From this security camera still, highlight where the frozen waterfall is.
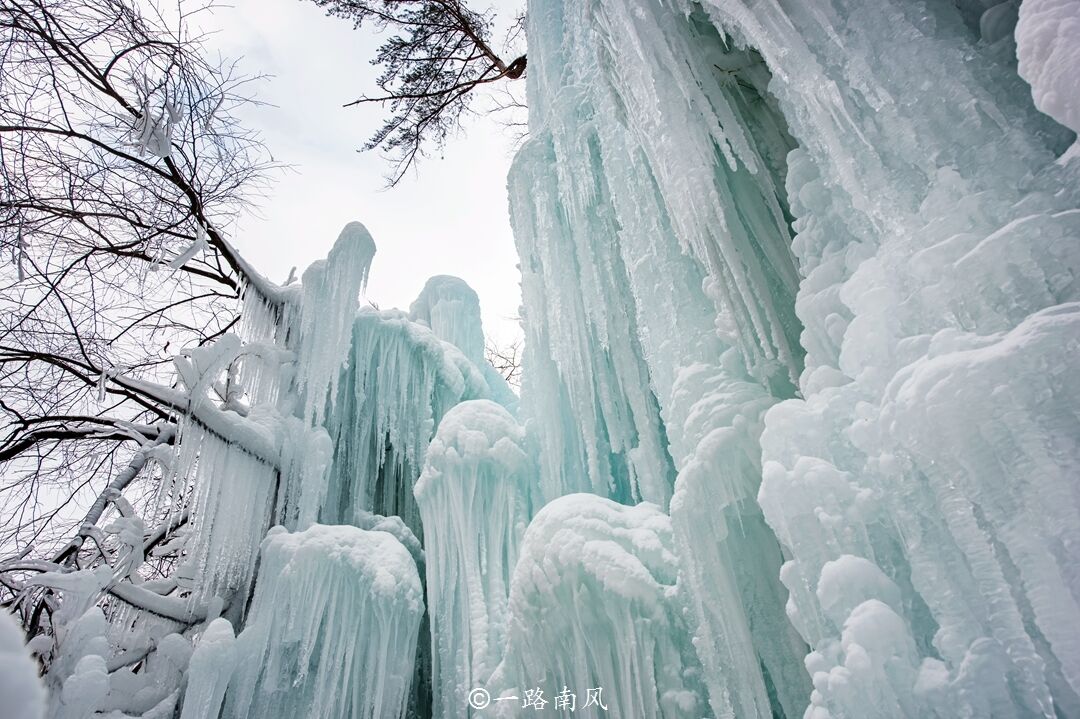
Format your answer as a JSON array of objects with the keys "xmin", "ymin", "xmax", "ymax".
[
  {"xmin": 506, "ymin": 0, "xmax": 1080, "ymax": 716},
  {"xmin": 19, "ymin": 0, "xmax": 1080, "ymax": 718}
]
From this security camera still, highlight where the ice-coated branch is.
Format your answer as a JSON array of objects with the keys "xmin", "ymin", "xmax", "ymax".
[
  {"xmin": 0, "ymin": 346, "xmax": 280, "ymax": 464},
  {"xmin": 106, "ymin": 581, "xmax": 208, "ymax": 624},
  {"xmin": 53, "ymin": 426, "xmax": 176, "ymax": 566}
]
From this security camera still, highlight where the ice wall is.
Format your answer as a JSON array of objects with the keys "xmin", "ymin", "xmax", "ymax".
[{"xmin": 512, "ymin": 0, "xmax": 1080, "ymax": 716}]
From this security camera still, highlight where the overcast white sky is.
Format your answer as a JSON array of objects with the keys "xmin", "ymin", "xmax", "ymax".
[{"xmin": 205, "ymin": 0, "xmax": 527, "ymax": 345}]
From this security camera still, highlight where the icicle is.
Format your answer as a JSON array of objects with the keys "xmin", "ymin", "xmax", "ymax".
[
  {"xmin": 162, "ymin": 411, "xmax": 278, "ymax": 604},
  {"xmin": 513, "ymin": 0, "xmax": 1080, "ymax": 715},
  {"xmin": 275, "ymin": 418, "xmax": 333, "ymax": 531}
]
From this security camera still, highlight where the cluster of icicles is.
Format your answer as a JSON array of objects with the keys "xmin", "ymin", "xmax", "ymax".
[
  {"xmin": 24, "ymin": 0, "xmax": 1080, "ymax": 716},
  {"xmin": 147, "ymin": 222, "xmax": 710, "ymax": 719}
]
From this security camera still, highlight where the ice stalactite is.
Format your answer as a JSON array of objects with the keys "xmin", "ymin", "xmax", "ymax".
[
  {"xmin": 491, "ymin": 494, "xmax": 707, "ymax": 718},
  {"xmin": 224, "ymin": 524, "xmax": 424, "ymax": 719},
  {"xmin": 511, "ymin": 137, "xmax": 677, "ymax": 506},
  {"xmin": 509, "ymin": 0, "xmax": 814, "ymax": 521},
  {"xmin": 414, "ymin": 400, "xmax": 531, "ymax": 717},
  {"xmin": 322, "ymin": 307, "xmax": 491, "ymax": 537},
  {"xmin": 153, "ymin": 223, "xmax": 375, "ymax": 611},
  {"xmin": 179, "ymin": 618, "xmax": 235, "ymax": 719},
  {"xmin": 515, "ymin": 0, "xmax": 805, "ymax": 400}
]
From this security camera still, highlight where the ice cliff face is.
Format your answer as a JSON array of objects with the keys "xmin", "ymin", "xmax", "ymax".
[
  {"xmin": 508, "ymin": 0, "xmax": 1080, "ymax": 716},
  {"xmin": 25, "ymin": 1, "xmax": 1080, "ymax": 718}
]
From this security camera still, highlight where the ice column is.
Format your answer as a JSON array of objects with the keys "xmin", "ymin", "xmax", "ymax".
[
  {"xmin": 414, "ymin": 400, "xmax": 532, "ymax": 717},
  {"xmin": 409, "ymin": 275, "xmax": 518, "ymax": 411},
  {"xmin": 291, "ymin": 222, "xmax": 376, "ymax": 426},
  {"xmin": 699, "ymin": 0, "xmax": 1080, "ymax": 715},
  {"xmin": 179, "ymin": 618, "xmax": 235, "ymax": 719},
  {"xmin": 492, "ymin": 495, "xmax": 708, "ymax": 718},
  {"xmin": 322, "ymin": 307, "xmax": 490, "ymax": 535},
  {"xmin": 225, "ymin": 524, "xmax": 424, "ymax": 719},
  {"xmin": 668, "ymin": 361, "xmax": 809, "ymax": 719}
]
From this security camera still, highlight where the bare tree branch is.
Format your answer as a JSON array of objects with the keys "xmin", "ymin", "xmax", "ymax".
[
  {"xmin": 311, "ymin": 0, "xmax": 526, "ymax": 185},
  {"xmin": 485, "ymin": 334, "xmax": 521, "ymax": 391},
  {"xmin": 0, "ymin": 0, "xmax": 275, "ymax": 634}
]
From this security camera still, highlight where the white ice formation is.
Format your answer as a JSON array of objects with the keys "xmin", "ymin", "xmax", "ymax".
[
  {"xmin": 414, "ymin": 400, "xmax": 531, "ymax": 717},
  {"xmin": 493, "ymin": 494, "xmax": 707, "ymax": 718},
  {"xmin": 1, "ymin": 609, "xmax": 46, "ymax": 719},
  {"xmin": 27, "ymin": 1, "xmax": 1080, "ymax": 717},
  {"xmin": 224, "ymin": 525, "xmax": 423, "ymax": 719}
]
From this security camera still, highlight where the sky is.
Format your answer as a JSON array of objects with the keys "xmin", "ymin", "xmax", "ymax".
[{"xmin": 204, "ymin": 0, "xmax": 527, "ymax": 346}]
